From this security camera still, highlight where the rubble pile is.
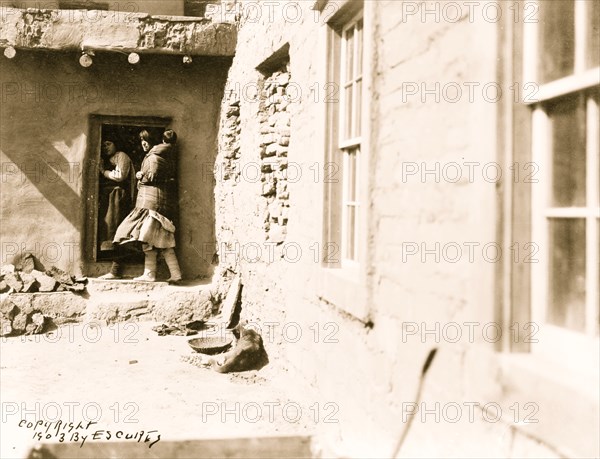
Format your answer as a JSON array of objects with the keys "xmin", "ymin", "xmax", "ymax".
[
  {"xmin": 0, "ymin": 254, "xmax": 87, "ymax": 337},
  {"xmin": 0, "ymin": 258, "xmax": 86, "ymax": 294},
  {"xmin": 0, "ymin": 301, "xmax": 46, "ymax": 337}
]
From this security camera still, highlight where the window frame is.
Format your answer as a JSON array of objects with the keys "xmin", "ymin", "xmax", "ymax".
[
  {"xmin": 523, "ymin": 0, "xmax": 600, "ymax": 364},
  {"xmin": 316, "ymin": 0, "xmax": 371, "ymax": 321},
  {"xmin": 338, "ymin": 10, "xmax": 363, "ymax": 267}
]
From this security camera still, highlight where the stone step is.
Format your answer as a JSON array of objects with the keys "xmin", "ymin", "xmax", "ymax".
[
  {"xmin": 87, "ymin": 277, "xmax": 212, "ymax": 295},
  {"xmin": 87, "ymin": 278, "xmax": 216, "ymax": 324}
]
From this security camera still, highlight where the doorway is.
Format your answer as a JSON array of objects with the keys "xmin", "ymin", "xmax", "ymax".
[{"xmin": 84, "ymin": 115, "xmax": 172, "ymax": 277}]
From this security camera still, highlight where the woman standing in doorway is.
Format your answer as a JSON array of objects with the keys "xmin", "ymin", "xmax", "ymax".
[{"xmin": 114, "ymin": 129, "xmax": 182, "ymax": 284}]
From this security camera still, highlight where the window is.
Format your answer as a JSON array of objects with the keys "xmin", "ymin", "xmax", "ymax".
[
  {"xmin": 323, "ymin": 1, "xmax": 366, "ymax": 270},
  {"xmin": 339, "ymin": 14, "xmax": 363, "ymax": 264},
  {"xmin": 524, "ymin": 0, "xmax": 599, "ymax": 361},
  {"xmin": 318, "ymin": 0, "xmax": 370, "ymax": 320}
]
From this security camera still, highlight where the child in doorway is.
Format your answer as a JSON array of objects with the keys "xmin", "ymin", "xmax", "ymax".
[{"xmin": 113, "ymin": 129, "xmax": 182, "ymax": 284}]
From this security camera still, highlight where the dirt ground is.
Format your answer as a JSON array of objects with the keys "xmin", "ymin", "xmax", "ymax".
[{"xmin": 0, "ymin": 321, "xmax": 317, "ymax": 459}]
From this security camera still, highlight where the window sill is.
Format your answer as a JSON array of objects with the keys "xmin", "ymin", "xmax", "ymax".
[
  {"xmin": 530, "ymin": 324, "xmax": 600, "ymax": 374},
  {"xmin": 315, "ymin": 265, "xmax": 368, "ymax": 322},
  {"xmin": 465, "ymin": 349, "xmax": 599, "ymax": 458}
]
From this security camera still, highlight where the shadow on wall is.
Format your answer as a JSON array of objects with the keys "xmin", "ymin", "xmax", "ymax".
[
  {"xmin": 1, "ymin": 137, "xmax": 82, "ymax": 229},
  {"xmin": 1, "ymin": 49, "xmax": 232, "ymax": 278}
]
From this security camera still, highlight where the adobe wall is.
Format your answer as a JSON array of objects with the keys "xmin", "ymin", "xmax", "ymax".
[
  {"xmin": 212, "ymin": 1, "xmax": 594, "ymax": 458},
  {"xmin": 1, "ymin": 50, "xmax": 230, "ymax": 278}
]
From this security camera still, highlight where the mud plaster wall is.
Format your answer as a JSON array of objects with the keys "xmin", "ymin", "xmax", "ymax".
[
  {"xmin": 0, "ymin": 50, "xmax": 230, "ymax": 278},
  {"xmin": 212, "ymin": 1, "xmax": 590, "ymax": 458}
]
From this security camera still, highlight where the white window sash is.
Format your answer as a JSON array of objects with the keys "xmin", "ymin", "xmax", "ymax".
[
  {"xmin": 544, "ymin": 208, "xmax": 600, "ymax": 219},
  {"xmin": 530, "ymin": 107, "xmax": 549, "ymax": 344},
  {"xmin": 585, "ymin": 95, "xmax": 599, "ymax": 336},
  {"xmin": 522, "ymin": 1, "xmax": 599, "ymax": 106},
  {"xmin": 522, "ymin": 1, "xmax": 538, "ymax": 84},
  {"xmin": 341, "ymin": 150, "xmax": 360, "ymax": 265},
  {"xmin": 531, "ymin": 98, "xmax": 600, "ymax": 354},
  {"xmin": 526, "ymin": 68, "xmax": 600, "ymax": 105},
  {"xmin": 339, "ymin": 10, "xmax": 363, "ymax": 145},
  {"xmin": 339, "ymin": 137, "xmax": 362, "ymax": 150},
  {"xmin": 339, "ymin": 10, "xmax": 363, "ymax": 265},
  {"xmin": 351, "ymin": 19, "xmax": 362, "ymax": 139},
  {"xmin": 527, "ymin": 0, "xmax": 600, "ymax": 351},
  {"xmin": 339, "ymin": 20, "xmax": 351, "ymax": 145}
]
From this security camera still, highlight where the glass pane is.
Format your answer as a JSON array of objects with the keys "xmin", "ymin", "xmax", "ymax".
[
  {"xmin": 587, "ymin": 0, "xmax": 600, "ymax": 68},
  {"xmin": 538, "ymin": 0, "xmax": 575, "ymax": 83},
  {"xmin": 356, "ymin": 19, "xmax": 363, "ymax": 77},
  {"xmin": 354, "ymin": 78, "xmax": 362, "ymax": 137},
  {"xmin": 345, "ymin": 27, "xmax": 354, "ymax": 83},
  {"xmin": 548, "ymin": 218, "xmax": 586, "ymax": 332},
  {"xmin": 346, "ymin": 150, "xmax": 357, "ymax": 201},
  {"xmin": 344, "ymin": 84, "xmax": 353, "ymax": 140},
  {"xmin": 346, "ymin": 205, "xmax": 356, "ymax": 260},
  {"xmin": 594, "ymin": 89, "xmax": 600, "ymax": 205},
  {"xmin": 547, "ymin": 93, "xmax": 586, "ymax": 207}
]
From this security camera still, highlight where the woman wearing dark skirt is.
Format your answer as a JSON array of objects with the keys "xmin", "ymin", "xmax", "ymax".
[{"xmin": 114, "ymin": 129, "xmax": 182, "ymax": 283}]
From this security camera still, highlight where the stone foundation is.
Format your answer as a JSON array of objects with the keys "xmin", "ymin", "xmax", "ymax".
[
  {"xmin": 0, "ymin": 291, "xmax": 86, "ymax": 336},
  {"xmin": 0, "ymin": 278, "xmax": 221, "ymax": 338}
]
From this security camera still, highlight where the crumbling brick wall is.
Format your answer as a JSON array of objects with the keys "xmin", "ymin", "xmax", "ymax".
[
  {"xmin": 259, "ymin": 66, "xmax": 291, "ymax": 244},
  {"xmin": 214, "ymin": 59, "xmax": 294, "ymax": 347}
]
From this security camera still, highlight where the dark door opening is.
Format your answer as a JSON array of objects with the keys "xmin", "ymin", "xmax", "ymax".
[{"xmin": 84, "ymin": 115, "xmax": 172, "ymax": 277}]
